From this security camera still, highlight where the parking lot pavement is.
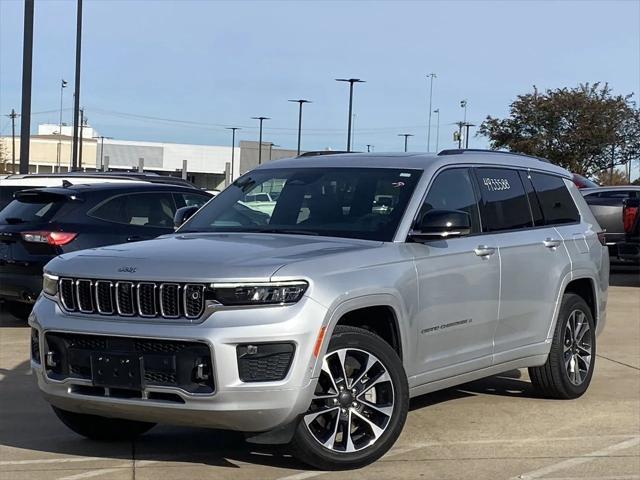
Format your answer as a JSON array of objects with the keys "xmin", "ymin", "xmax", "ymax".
[{"xmin": 1, "ymin": 271, "xmax": 638, "ymax": 480}]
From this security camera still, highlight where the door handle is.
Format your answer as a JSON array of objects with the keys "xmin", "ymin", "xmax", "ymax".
[
  {"xmin": 474, "ymin": 245, "xmax": 496, "ymax": 257},
  {"xmin": 543, "ymin": 238, "xmax": 561, "ymax": 249}
]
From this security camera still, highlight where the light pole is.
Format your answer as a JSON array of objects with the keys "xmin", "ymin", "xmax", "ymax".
[
  {"xmin": 463, "ymin": 123, "xmax": 475, "ymax": 149},
  {"xmin": 225, "ymin": 127, "xmax": 240, "ymax": 181},
  {"xmin": 460, "ymin": 99, "xmax": 468, "ymax": 124},
  {"xmin": 426, "ymin": 73, "xmax": 436, "ymax": 151},
  {"xmin": 433, "ymin": 108, "xmax": 440, "ymax": 152},
  {"xmin": 93, "ymin": 135, "xmax": 112, "ymax": 171},
  {"xmin": 398, "ymin": 133, "xmax": 414, "ymax": 152},
  {"xmin": 19, "ymin": 0, "xmax": 34, "ymax": 174},
  {"xmin": 366, "ymin": 144, "xmax": 373, "ymax": 153},
  {"xmin": 288, "ymin": 99, "xmax": 310, "ymax": 155},
  {"xmin": 251, "ymin": 116, "xmax": 270, "ymax": 165},
  {"xmin": 71, "ymin": 0, "xmax": 83, "ymax": 171},
  {"xmin": 56, "ymin": 79, "xmax": 67, "ymax": 172},
  {"xmin": 336, "ymin": 78, "xmax": 365, "ymax": 152}
]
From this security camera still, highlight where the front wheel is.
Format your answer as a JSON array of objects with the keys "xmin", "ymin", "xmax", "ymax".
[{"xmin": 292, "ymin": 325, "xmax": 408, "ymax": 470}]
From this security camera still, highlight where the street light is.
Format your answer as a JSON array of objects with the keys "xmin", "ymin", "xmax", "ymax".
[
  {"xmin": 426, "ymin": 73, "xmax": 436, "ymax": 151},
  {"xmin": 433, "ymin": 108, "xmax": 440, "ymax": 152},
  {"xmin": 288, "ymin": 99, "xmax": 310, "ymax": 155},
  {"xmin": 225, "ymin": 127, "xmax": 240, "ymax": 181},
  {"xmin": 57, "ymin": 79, "xmax": 68, "ymax": 171},
  {"xmin": 251, "ymin": 116, "xmax": 270, "ymax": 165},
  {"xmin": 460, "ymin": 99, "xmax": 468, "ymax": 123},
  {"xmin": 336, "ymin": 78, "xmax": 365, "ymax": 152},
  {"xmin": 92, "ymin": 135, "xmax": 112, "ymax": 171},
  {"xmin": 398, "ymin": 133, "xmax": 414, "ymax": 152}
]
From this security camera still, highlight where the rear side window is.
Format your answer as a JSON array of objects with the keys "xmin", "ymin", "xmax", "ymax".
[
  {"xmin": 0, "ymin": 193, "xmax": 66, "ymax": 224},
  {"xmin": 530, "ymin": 173, "xmax": 580, "ymax": 225},
  {"xmin": 474, "ymin": 168, "xmax": 532, "ymax": 232},
  {"xmin": 419, "ymin": 168, "xmax": 481, "ymax": 234},
  {"xmin": 174, "ymin": 192, "xmax": 210, "ymax": 208},
  {"xmin": 89, "ymin": 192, "xmax": 177, "ymax": 228}
]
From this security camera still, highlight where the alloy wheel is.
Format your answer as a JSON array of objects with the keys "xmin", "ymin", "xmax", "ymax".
[
  {"xmin": 303, "ymin": 348, "xmax": 395, "ymax": 453},
  {"xmin": 563, "ymin": 309, "xmax": 592, "ymax": 386}
]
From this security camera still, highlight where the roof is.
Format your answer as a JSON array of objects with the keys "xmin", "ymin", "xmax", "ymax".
[
  {"xmin": 16, "ymin": 182, "xmax": 208, "ymax": 196},
  {"xmin": 254, "ymin": 150, "xmax": 571, "ymax": 177},
  {"xmin": 581, "ymin": 185, "xmax": 640, "ymax": 194}
]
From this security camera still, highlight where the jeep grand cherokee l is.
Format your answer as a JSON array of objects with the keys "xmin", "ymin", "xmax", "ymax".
[{"xmin": 29, "ymin": 150, "xmax": 608, "ymax": 470}]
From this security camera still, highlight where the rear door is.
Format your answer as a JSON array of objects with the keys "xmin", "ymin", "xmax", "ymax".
[{"xmin": 473, "ymin": 167, "xmax": 571, "ymax": 362}]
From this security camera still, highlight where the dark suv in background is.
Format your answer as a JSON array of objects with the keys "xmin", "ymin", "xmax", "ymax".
[{"xmin": 0, "ymin": 182, "xmax": 211, "ymax": 318}]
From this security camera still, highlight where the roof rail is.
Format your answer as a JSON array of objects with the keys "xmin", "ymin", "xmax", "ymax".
[
  {"xmin": 437, "ymin": 148, "xmax": 550, "ymax": 163},
  {"xmin": 297, "ymin": 150, "xmax": 353, "ymax": 157},
  {"xmin": 4, "ymin": 172, "xmax": 196, "ymax": 187}
]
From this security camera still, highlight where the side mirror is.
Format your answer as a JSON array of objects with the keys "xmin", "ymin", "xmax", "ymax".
[
  {"xmin": 410, "ymin": 209, "xmax": 471, "ymax": 240},
  {"xmin": 174, "ymin": 206, "xmax": 199, "ymax": 229}
]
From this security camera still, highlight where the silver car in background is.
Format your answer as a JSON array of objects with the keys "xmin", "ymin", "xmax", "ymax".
[{"xmin": 29, "ymin": 150, "xmax": 608, "ymax": 469}]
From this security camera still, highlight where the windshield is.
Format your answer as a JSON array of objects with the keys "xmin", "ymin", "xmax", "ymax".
[{"xmin": 180, "ymin": 167, "xmax": 422, "ymax": 241}]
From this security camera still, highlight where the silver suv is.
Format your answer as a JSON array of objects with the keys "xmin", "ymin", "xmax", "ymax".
[{"xmin": 29, "ymin": 150, "xmax": 609, "ymax": 470}]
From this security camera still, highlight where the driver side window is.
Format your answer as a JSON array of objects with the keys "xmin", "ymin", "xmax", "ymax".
[{"xmin": 419, "ymin": 168, "xmax": 481, "ymax": 234}]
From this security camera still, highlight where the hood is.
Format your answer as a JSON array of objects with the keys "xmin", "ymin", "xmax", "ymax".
[{"xmin": 45, "ymin": 232, "xmax": 382, "ymax": 282}]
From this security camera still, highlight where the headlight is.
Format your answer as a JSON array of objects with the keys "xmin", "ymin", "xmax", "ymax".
[
  {"xmin": 211, "ymin": 281, "xmax": 308, "ymax": 306},
  {"xmin": 42, "ymin": 273, "xmax": 59, "ymax": 297}
]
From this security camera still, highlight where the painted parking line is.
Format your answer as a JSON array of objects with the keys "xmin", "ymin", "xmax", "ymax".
[{"xmin": 511, "ymin": 436, "xmax": 640, "ymax": 480}]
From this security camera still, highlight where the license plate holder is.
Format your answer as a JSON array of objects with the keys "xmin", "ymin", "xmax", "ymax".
[{"xmin": 91, "ymin": 353, "xmax": 142, "ymax": 390}]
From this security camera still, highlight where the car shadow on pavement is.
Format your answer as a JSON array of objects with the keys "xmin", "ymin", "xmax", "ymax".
[{"xmin": 0, "ymin": 357, "xmax": 544, "ymax": 470}]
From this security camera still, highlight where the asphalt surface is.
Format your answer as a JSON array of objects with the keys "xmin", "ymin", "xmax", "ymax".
[{"xmin": 1, "ymin": 268, "xmax": 638, "ymax": 480}]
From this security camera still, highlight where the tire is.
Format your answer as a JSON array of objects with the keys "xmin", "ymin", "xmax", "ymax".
[
  {"xmin": 52, "ymin": 406, "xmax": 155, "ymax": 441},
  {"xmin": 529, "ymin": 293, "xmax": 596, "ymax": 399},
  {"xmin": 291, "ymin": 325, "xmax": 409, "ymax": 470}
]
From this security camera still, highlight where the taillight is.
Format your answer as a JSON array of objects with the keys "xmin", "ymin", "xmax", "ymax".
[
  {"xmin": 623, "ymin": 205, "xmax": 638, "ymax": 234},
  {"xmin": 21, "ymin": 231, "xmax": 77, "ymax": 246},
  {"xmin": 596, "ymin": 231, "xmax": 607, "ymax": 246}
]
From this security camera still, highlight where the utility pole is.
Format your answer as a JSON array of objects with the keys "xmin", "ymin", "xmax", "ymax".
[
  {"xmin": 57, "ymin": 79, "xmax": 67, "ymax": 171},
  {"xmin": 7, "ymin": 109, "xmax": 19, "ymax": 173},
  {"xmin": 463, "ymin": 123, "xmax": 475, "ymax": 149},
  {"xmin": 71, "ymin": 0, "xmax": 83, "ymax": 171},
  {"xmin": 426, "ymin": 73, "xmax": 436, "ymax": 151},
  {"xmin": 336, "ymin": 78, "xmax": 365, "ymax": 152},
  {"xmin": 251, "ymin": 116, "xmax": 270, "ymax": 165},
  {"xmin": 225, "ymin": 127, "xmax": 240, "ymax": 181},
  {"xmin": 288, "ymin": 99, "xmax": 310, "ymax": 155},
  {"xmin": 366, "ymin": 144, "xmax": 372, "ymax": 153},
  {"xmin": 398, "ymin": 133, "xmax": 414, "ymax": 152},
  {"xmin": 19, "ymin": 0, "xmax": 35, "ymax": 174},
  {"xmin": 433, "ymin": 108, "xmax": 440, "ymax": 152}
]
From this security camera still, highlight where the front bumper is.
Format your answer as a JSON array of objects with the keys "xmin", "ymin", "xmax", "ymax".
[
  {"xmin": 29, "ymin": 295, "xmax": 327, "ymax": 432},
  {"xmin": 0, "ymin": 268, "xmax": 43, "ymax": 303}
]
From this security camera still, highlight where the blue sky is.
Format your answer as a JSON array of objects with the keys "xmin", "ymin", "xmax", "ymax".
[{"xmin": 1, "ymin": 0, "xmax": 638, "ymax": 153}]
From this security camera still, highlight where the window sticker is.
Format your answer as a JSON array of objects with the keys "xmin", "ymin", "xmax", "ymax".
[
  {"xmin": 482, "ymin": 177, "xmax": 511, "ymax": 192},
  {"xmin": 399, "ymin": 172, "xmax": 412, "ymax": 177}
]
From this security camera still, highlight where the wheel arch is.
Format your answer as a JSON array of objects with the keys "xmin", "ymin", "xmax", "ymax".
[{"xmin": 547, "ymin": 272, "xmax": 600, "ymax": 340}]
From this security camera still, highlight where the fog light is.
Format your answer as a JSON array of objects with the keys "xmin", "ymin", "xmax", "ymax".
[{"xmin": 45, "ymin": 351, "xmax": 57, "ymax": 368}]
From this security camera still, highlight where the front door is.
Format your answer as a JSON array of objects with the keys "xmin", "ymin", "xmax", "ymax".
[{"xmin": 410, "ymin": 168, "xmax": 500, "ymax": 385}]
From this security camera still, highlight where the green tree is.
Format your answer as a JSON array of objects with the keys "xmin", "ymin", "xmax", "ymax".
[{"xmin": 478, "ymin": 83, "xmax": 640, "ymax": 177}]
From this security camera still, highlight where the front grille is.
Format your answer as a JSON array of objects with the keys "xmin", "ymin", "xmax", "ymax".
[
  {"xmin": 59, "ymin": 278, "xmax": 206, "ymax": 320},
  {"xmin": 45, "ymin": 332, "xmax": 215, "ymax": 394}
]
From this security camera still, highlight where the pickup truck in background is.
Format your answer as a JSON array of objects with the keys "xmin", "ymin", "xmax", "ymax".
[{"xmin": 582, "ymin": 186, "xmax": 640, "ymax": 263}]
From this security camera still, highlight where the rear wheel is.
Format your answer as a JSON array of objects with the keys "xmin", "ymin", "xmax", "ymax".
[
  {"xmin": 529, "ymin": 293, "xmax": 596, "ymax": 399},
  {"xmin": 52, "ymin": 406, "xmax": 155, "ymax": 441},
  {"xmin": 292, "ymin": 325, "xmax": 408, "ymax": 470}
]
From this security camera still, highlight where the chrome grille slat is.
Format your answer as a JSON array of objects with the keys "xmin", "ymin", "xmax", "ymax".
[
  {"xmin": 95, "ymin": 281, "xmax": 114, "ymax": 314},
  {"xmin": 76, "ymin": 280, "xmax": 94, "ymax": 313},
  {"xmin": 58, "ymin": 277, "xmax": 204, "ymax": 320},
  {"xmin": 115, "ymin": 281, "xmax": 135, "ymax": 316}
]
